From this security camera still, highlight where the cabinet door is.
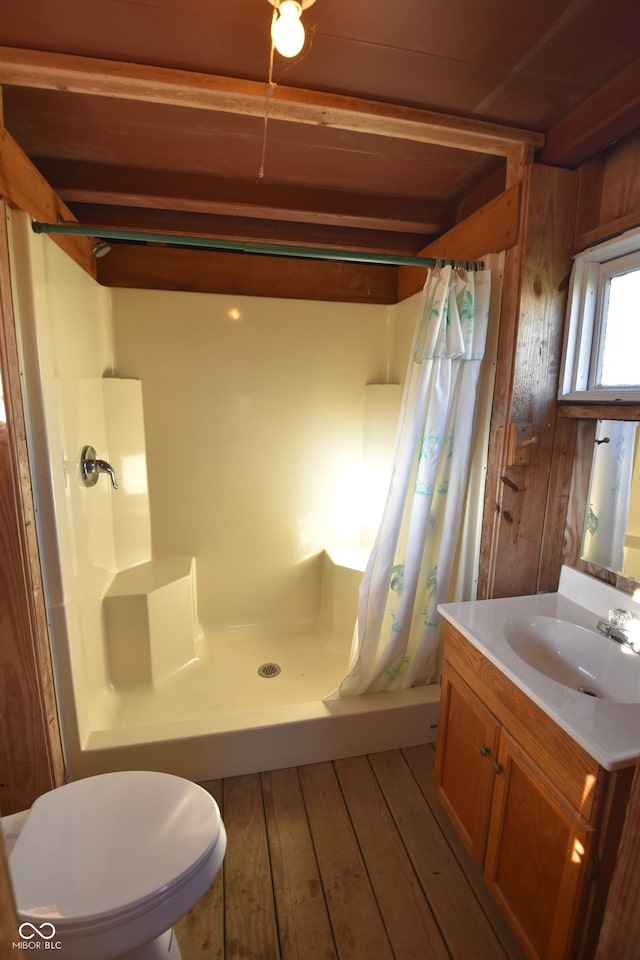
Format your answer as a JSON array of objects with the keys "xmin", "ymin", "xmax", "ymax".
[
  {"xmin": 434, "ymin": 663, "xmax": 501, "ymax": 869},
  {"xmin": 484, "ymin": 730, "xmax": 592, "ymax": 960}
]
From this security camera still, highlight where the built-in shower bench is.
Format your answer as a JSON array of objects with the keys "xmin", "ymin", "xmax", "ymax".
[{"xmin": 104, "ymin": 557, "xmax": 199, "ymax": 688}]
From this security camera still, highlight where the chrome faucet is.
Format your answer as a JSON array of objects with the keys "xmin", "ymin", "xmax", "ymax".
[
  {"xmin": 80, "ymin": 445, "xmax": 119, "ymax": 489},
  {"xmin": 596, "ymin": 608, "xmax": 640, "ymax": 653}
]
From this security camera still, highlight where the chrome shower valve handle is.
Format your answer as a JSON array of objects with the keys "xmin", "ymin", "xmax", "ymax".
[{"xmin": 80, "ymin": 445, "xmax": 119, "ymax": 489}]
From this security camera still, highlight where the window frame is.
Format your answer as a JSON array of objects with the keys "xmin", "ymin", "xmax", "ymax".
[{"xmin": 559, "ymin": 227, "xmax": 640, "ymax": 403}]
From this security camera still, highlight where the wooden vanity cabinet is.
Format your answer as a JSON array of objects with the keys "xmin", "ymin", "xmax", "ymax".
[
  {"xmin": 434, "ymin": 624, "xmax": 634, "ymax": 960},
  {"xmin": 435, "ymin": 659, "xmax": 500, "ymax": 869}
]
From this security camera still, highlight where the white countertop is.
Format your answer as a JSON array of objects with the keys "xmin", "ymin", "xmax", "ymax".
[{"xmin": 438, "ymin": 567, "xmax": 640, "ymax": 771}]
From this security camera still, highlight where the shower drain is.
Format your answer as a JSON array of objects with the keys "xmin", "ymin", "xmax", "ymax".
[{"xmin": 258, "ymin": 662, "xmax": 282, "ymax": 678}]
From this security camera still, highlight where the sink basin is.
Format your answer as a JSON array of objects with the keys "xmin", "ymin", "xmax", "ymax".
[{"xmin": 503, "ymin": 617, "xmax": 640, "ymax": 702}]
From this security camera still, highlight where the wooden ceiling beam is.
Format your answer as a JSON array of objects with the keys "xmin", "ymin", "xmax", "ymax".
[
  {"xmin": 0, "ymin": 120, "xmax": 404, "ymax": 301},
  {"xmin": 65, "ymin": 203, "xmax": 433, "ymax": 255},
  {"xmin": 33, "ymin": 158, "xmax": 455, "ymax": 236},
  {"xmin": 96, "ymin": 245, "xmax": 398, "ymax": 304},
  {"xmin": 0, "ymin": 46, "xmax": 544, "ymax": 160}
]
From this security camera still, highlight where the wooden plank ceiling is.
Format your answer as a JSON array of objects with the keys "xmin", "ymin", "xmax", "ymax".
[{"xmin": 0, "ymin": 0, "xmax": 638, "ymax": 268}]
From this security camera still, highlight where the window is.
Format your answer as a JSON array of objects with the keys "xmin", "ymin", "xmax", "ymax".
[{"xmin": 560, "ymin": 228, "xmax": 640, "ymax": 402}]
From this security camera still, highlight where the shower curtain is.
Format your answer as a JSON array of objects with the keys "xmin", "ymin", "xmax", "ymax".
[
  {"xmin": 582, "ymin": 419, "xmax": 637, "ymax": 572},
  {"xmin": 328, "ymin": 264, "xmax": 491, "ymax": 697}
]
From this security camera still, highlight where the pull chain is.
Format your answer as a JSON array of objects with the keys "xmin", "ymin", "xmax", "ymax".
[{"xmin": 259, "ymin": 13, "xmax": 277, "ymax": 179}]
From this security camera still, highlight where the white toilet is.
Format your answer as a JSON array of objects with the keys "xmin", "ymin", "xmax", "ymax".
[{"xmin": 3, "ymin": 770, "xmax": 227, "ymax": 960}]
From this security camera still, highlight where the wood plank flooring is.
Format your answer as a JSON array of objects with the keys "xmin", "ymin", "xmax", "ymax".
[{"xmin": 175, "ymin": 744, "xmax": 526, "ymax": 960}]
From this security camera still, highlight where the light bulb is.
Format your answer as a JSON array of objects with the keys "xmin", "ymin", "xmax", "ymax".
[{"xmin": 272, "ymin": 1, "xmax": 305, "ymax": 58}]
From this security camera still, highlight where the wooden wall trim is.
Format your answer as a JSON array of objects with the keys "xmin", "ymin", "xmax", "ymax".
[
  {"xmin": 0, "ymin": 205, "xmax": 65, "ymax": 813},
  {"xmin": 0, "ymin": 46, "xmax": 544, "ymax": 159},
  {"xmin": 396, "ymin": 183, "xmax": 520, "ymax": 301},
  {"xmin": 575, "ymin": 210, "xmax": 640, "ymax": 253},
  {"xmin": 476, "ymin": 184, "xmax": 528, "ymax": 599},
  {"xmin": 558, "ymin": 404, "xmax": 640, "ymax": 421}
]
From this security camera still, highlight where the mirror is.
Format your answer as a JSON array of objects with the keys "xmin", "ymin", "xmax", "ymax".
[{"xmin": 581, "ymin": 420, "xmax": 640, "ymax": 579}]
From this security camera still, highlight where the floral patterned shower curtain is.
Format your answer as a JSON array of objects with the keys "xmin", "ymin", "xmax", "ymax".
[
  {"xmin": 328, "ymin": 264, "xmax": 491, "ymax": 697},
  {"xmin": 582, "ymin": 419, "xmax": 637, "ymax": 573}
]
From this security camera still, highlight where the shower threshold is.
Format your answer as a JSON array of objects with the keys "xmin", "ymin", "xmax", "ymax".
[{"xmin": 68, "ymin": 625, "xmax": 440, "ymax": 782}]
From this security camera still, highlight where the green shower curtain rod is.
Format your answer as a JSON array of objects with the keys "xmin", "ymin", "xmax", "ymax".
[{"xmin": 31, "ymin": 221, "xmax": 484, "ymax": 270}]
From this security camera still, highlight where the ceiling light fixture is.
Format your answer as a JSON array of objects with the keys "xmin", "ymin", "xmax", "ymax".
[{"xmin": 268, "ymin": 0, "xmax": 316, "ymax": 58}]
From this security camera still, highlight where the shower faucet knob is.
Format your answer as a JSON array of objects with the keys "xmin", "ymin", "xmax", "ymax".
[{"xmin": 80, "ymin": 445, "xmax": 119, "ymax": 489}]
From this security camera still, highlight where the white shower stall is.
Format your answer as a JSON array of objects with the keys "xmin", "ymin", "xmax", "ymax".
[{"xmin": 9, "ymin": 211, "xmax": 444, "ymax": 781}]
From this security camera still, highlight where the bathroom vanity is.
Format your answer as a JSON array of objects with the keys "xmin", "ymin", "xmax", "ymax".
[{"xmin": 435, "ymin": 568, "xmax": 640, "ymax": 960}]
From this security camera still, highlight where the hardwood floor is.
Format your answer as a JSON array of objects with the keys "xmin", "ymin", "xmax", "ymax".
[{"xmin": 175, "ymin": 744, "xmax": 526, "ymax": 960}]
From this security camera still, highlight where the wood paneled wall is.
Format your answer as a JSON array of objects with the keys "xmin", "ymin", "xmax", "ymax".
[
  {"xmin": 544, "ymin": 129, "xmax": 640, "ymax": 960},
  {"xmin": 478, "ymin": 163, "xmax": 578, "ymax": 599},
  {"xmin": 555, "ymin": 130, "xmax": 640, "ymax": 587},
  {"xmin": 575, "ymin": 128, "xmax": 640, "ymax": 251},
  {"xmin": 483, "ymin": 130, "xmax": 640, "ymax": 600}
]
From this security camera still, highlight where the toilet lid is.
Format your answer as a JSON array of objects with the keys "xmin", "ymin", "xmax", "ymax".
[{"xmin": 10, "ymin": 771, "xmax": 223, "ymax": 928}]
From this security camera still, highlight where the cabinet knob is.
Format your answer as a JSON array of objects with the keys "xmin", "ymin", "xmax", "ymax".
[
  {"xmin": 479, "ymin": 745, "xmax": 490, "ymax": 757},
  {"xmin": 492, "ymin": 761, "xmax": 503, "ymax": 775}
]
